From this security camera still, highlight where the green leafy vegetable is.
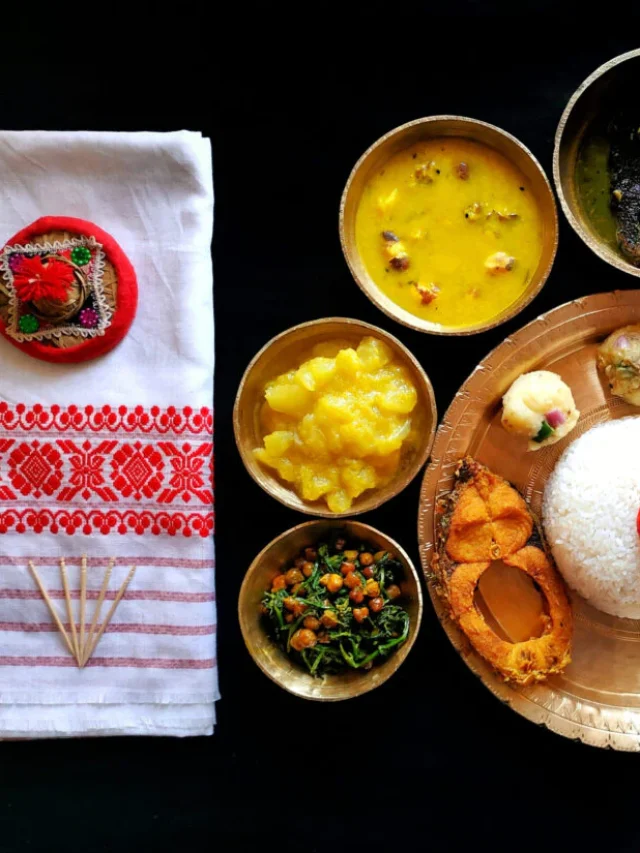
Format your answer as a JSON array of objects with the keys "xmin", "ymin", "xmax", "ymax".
[
  {"xmin": 260, "ymin": 537, "xmax": 410, "ymax": 677},
  {"xmin": 533, "ymin": 419, "xmax": 554, "ymax": 443}
]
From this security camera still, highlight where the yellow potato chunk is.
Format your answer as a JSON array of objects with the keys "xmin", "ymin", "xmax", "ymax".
[
  {"xmin": 265, "ymin": 383, "xmax": 312, "ymax": 417},
  {"xmin": 356, "ymin": 337, "xmax": 392, "ymax": 370},
  {"xmin": 341, "ymin": 461, "xmax": 378, "ymax": 499},
  {"xmin": 253, "ymin": 336, "xmax": 419, "ymax": 512},
  {"xmin": 263, "ymin": 431, "xmax": 294, "ymax": 457},
  {"xmin": 327, "ymin": 489, "xmax": 351, "ymax": 514},
  {"xmin": 295, "ymin": 357, "xmax": 336, "ymax": 391}
]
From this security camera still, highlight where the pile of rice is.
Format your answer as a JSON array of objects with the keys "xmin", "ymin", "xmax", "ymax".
[{"xmin": 542, "ymin": 417, "xmax": 640, "ymax": 619}]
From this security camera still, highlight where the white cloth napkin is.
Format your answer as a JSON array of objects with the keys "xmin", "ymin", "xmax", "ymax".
[{"xmin": 0, "ymin": 130, "xmax": 217, "ymax": 737}]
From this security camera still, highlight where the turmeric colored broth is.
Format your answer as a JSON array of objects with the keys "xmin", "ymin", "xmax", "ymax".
[{"xmin": 355, "ymin": 138, "xmax": 543, "ymax": 328}]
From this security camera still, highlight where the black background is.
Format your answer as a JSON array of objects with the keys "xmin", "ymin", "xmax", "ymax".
[{"xmin": 2, "ymin": 20, "xmax": 640, "ymax": 853}]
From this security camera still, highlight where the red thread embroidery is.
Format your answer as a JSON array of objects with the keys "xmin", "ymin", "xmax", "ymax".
[
  {"xmin": 111, "ymin": 441, "xmax": 164, "ymax": 500},
  {"xmin": 0, "ymin": 508, "xmax": 214, "ymax": 538},
  {"xmin": 56, "ymin": 439, "xmax": 118, "ymax": 502},
  {"xmin": 8, "ymin": 441, "xmax": 63, "ymax": 498},
  {"xmin": 157, "ymin": 442, "xmax": 213, "ymax": 504},
  {"xmin": 0, "ymin": 403, "xmax": 213, "ymax": 434},
  {"xmin": 0, "ymin": 404, "xmax": 214, "ymax": 537}
]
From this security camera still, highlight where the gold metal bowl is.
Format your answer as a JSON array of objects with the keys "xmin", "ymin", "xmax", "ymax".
[
  {"xmin": 233, "ymin": 317, "xmax": 436, "ymax": 516},
  {"xmin": 554, "ymin": 49, "xmax": 640, "ymax": 276},
  {"xmin": 239, "ymin": 519, "xmax": 423, "ymax": 700},
  {"xmin": 340, "ymin": 115, "xmax": 558, "ymax": 336}
]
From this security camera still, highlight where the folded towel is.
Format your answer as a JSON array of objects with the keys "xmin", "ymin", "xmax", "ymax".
[{"xmin": 0, "ymin": 130, "xmax": 217, "ymax": 737}]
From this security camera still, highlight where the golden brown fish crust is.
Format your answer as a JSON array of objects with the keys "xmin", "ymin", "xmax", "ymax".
[{"xmin": 432, "ymin": 457, "xmax": 572, "ymax": 685}]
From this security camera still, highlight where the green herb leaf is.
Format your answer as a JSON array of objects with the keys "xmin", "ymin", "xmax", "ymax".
[{"xmin": 533, "ymin": 419, "xmax": 554, "ymax": 443}]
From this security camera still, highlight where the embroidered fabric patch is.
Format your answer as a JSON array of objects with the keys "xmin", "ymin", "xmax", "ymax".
[
  {"xmin": 0, "ymin": 236, "xmax": 111, "ymax": 343},
  {"xmin": 0, "ymin": 404, "xmax": 214, "ymax": 538},
  {"xmin": 0, "ymin": 216, "xmax": 137, "ymax": 363}
]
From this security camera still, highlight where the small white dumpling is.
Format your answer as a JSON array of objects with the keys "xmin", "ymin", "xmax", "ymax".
[{"xmin": 501, "ymin": 370, "xmax": 579, "ymax": 451}]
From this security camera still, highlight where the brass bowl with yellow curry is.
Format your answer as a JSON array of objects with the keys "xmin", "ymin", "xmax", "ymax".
[
  {"xmin": 340, "ymin": 116, "xmax": 558, "ymax": 335},
  {"xmin": 233, "ymin": 318, "xmax": 436, "ymax": 516}
]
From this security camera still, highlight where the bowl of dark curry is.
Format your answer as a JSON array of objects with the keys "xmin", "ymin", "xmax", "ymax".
[{"xmin": 555, "ymin": 49, "xmax": 640, "ymax": 276}]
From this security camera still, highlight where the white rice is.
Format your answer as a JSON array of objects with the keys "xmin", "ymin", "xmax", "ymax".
[{"xmin": 542, "ymin": 417, "xmax": 640, "ymax": 619}]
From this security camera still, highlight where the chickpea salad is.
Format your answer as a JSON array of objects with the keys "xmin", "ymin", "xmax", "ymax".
[{"xmin": 260, "ymin": 536, "xmax": 410, "ymax": 676}]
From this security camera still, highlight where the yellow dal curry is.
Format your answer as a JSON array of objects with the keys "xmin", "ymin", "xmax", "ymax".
[{"xmin": 355, "ymin": 138, "xmax": 543, "ymax": 328}]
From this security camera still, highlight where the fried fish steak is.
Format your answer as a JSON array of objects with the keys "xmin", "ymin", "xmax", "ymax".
[{"xmin": 432, "ymin": 457, "xmax": 572, "ymax": 685}]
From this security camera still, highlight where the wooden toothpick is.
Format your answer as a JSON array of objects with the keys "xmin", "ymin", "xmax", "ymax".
[
  {"xmin": 60, "ymin": 557, "xmax": 80, "ymax": 666},
  {"xmin": 79, "ymin": 555, "xmax": 87, "ymax": 662},
  {"xmin": 27, "ymin": 557, "xmax": 136, "ymax": 669},
  {"xmin": 82, "ymin": 564, "xmax": 136, "ymax": 666},
  {"xmin": 28, "ymin": 560, "xmax": 76, "ymax": 660},
  {"xmin": 82, "ymin": 558, "xmax": 114, "ymax": 667}
]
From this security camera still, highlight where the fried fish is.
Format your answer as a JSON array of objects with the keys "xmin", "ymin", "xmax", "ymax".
[{"xmin": 432, "ymin": 457, "xmax": 572, "ymax": 685}]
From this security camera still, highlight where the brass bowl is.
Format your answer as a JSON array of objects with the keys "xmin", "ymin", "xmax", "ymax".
[
  {"xmin": 233, "ymin": 317, "xmax": 437, "ymax": 516},
  {"xmin": 554, "ymin": 49, "xmax": 640, "ymax": 276},
  {"xmin": 239, "ymin": 519, "xmax": 423, "ymax": 700},
  {"xmin": 340, "ymin": 115, "xmax": 558, "ymax": 336}
]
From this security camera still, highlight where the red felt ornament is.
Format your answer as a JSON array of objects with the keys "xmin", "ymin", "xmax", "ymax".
[{"xmin": 12, "ymin": 255, "xmax": 75, "ymax": 303}]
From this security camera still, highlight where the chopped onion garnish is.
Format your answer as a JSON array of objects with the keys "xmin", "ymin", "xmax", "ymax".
[{"xmin": 545, "ymin": 409, "xmax": 566, "ymax": 428}]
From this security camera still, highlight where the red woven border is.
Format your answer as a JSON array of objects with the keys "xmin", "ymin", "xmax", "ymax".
[
  {"xmin": 0, "ymin": 216, "xmax": 138, "ymax": 363},
  {"xmin": 0, "ymin": 403, "xmax": 213, "ymax": 435},
  {"xmin": 0, "ymin": 403, "xmax": 214, "ymax": 537}
]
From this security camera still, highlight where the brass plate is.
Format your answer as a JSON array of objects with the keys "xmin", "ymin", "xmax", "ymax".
[{"xmin": 418, "ymin": 290, "xmax": 640, "ymax": 751}]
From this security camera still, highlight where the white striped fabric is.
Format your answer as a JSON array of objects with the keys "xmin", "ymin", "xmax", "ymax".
[{"xmin": 0, "ymin": 131, "xmax": 217, "ymax": 736}]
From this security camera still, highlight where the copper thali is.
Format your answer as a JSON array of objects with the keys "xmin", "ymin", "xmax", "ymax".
[{"xmin": 418, "ymin": 290, "xmax": 640, "ymax": 751}]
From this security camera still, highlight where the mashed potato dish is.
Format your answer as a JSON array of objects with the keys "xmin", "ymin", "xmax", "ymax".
[
  {"xmin": 501, "ymin": 370, "xmax": 579, "ymax": 451},
  {"xmin": 253, "ymin": 337, "xmax": 419, "ymax": 512}
]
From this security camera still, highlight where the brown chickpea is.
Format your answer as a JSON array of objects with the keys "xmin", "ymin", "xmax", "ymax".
[
  {"xmin": 362, "ymin": 566, "xmax": 375, "ymax": 580},
  {"xmin": 271, "ymin": 574, "xmax": 287, "ymax": 592},
  {"xmin": 386, "ymin": 584, "xmax": 402, "ymax": 600},
  {"xmin": 344, "ymin": 549, "xmax": 359, "ymax": 561},
  {"xmin": 343, "ymin": 572, "xmax": 362, "ymax": 590},
  {"xmin": 359, "ymin": 552, "xmax": 374, "ymax": 567},
  {"xmin": 285, "ymin": 613, "xmax": 295, "ymax": 624},
  {"xmin": 285, "ymin": 568, "xmax": 304, "ymax": 586},
  {"xmin": 326, "ymin": 574, "xmax": 344, "ymax": 594},
  {"xmin": 319, "ymin": 574, "xmax": 330, "ymax": 587},
  {"xmin": 340, "ymin": 561, "xmax": 356, "ymax": 576},
  {"xmin": 283, "ymin": 596, "xmax": 297, "ymax": 612},
  {"xmin": 349, "ymin": 587, "xmax": 365, "ymax": 604},
  {"xmin": 321, "ymin": 610, "xmax": 339, "ymax": 629},
  {"xmin": 301, "ymin": 561, "xmax": 315, "ymax": 578},
  {"xmin": 353, "ymin": 607, "xmax": 369, "ymax": 623},
  {"xmin": 294, "ymin": 556, "xmax": 306, "ymax": 569},
  {"xmin": 364, "ymin": 579, "xmax": 380, "ymax": 598},
  {"xmin": 374, "ymin": 550, "xmax": 388, "ymax": 563},
  {"xmin": 303, "ymin": 615, "xmax": 321, "ymax": 631},
  {"xmin": 335, "ymin": 537, "xmax": 346, "ymax": 551},
  {"xmin": 290, "ymin": 628, "xmax": 317, "ymax": 651},
  {"xmin": 259, "ymin": 603, "xmax": 269, "ymax": 615},
  {"xmin": 370, "ymin": 597, "xmax": 384, "ymax": 613},
  {"xmin": 293, "ymin": 602, "xmax": 307, "ymax": 617},
  {"xmin": 304, "ymin": 547, "xmax": 317, "ymax": 561},
  {"xmin": 317, "ymin": 632, "xmax": 330, "ymax": 644},
  {"xmin": 291, "ymin": 583, "xmax": 305, "ymax": 596}
]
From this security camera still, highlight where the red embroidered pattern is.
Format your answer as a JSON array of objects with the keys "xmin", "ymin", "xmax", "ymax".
[
  {"xmin": 0, "ymin": 405, "xmax": 214, "ymax": 537},
  {"xmin": 0, "ymin": 403, "xmax": 213, "ymax": 434}
]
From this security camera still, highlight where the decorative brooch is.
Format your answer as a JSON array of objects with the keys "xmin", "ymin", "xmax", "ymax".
[{"xmin": 0, "ymin": 216, "xmax": 138, "ymax": 363}]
